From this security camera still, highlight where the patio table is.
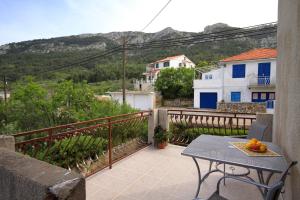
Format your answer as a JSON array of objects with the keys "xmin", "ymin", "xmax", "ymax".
[{"xmin": 181, "ymin": 135, "xmax": 288, "ymax": 200}]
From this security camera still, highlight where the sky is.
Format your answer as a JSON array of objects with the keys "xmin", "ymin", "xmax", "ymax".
[{"xmin": 0, "ymin": 0, "xmax": 278, "ymax": 45}]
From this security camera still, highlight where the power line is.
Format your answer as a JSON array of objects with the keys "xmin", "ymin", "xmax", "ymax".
[
  {"xmin": 127, "ymin": 23, "xmax": 277, "ymax": 48},
  {"xmin": 21, "ymin": 22, "xmax": 277, "ymax": 76},
  {"xmin": 140, "ymin": 0, "xmax": 173, "ymax": 32},
  {"xmin": 126, "ymin": 25, "xmax": 277, "ymax": 50}
]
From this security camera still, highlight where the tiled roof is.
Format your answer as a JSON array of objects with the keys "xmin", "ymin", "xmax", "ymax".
[
  {"xmin": 156, "ymin": 55, "xmax": 184, "ymax": 62},
  {"xmin": 221, "ymin": 48, "xmax": 277, "ymax": 62}
]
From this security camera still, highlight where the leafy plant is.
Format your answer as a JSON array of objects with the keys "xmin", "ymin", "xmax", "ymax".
[
  {"xmin": 155, "ymin": 68, "xmax": 194, "ymax": 99},
  {"xmin": 32, "ymin": 135, "xmax": 108, "ymax": 168},
  {"xmin": 153, "ymin": 125, "xmax": 170, "ymax": 143}
]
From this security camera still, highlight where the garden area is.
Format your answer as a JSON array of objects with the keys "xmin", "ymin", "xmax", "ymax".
[{"xmin": 0, "ymin": 78, "xmax": 149, "ymax": 176}]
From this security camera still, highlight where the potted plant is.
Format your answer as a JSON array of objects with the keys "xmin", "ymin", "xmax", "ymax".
[{"xmin": 153, "ymin": 125, "xmax": 170, "ymax": 149}]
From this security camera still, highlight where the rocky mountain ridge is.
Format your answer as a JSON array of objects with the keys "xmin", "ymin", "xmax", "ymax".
[{"xmin": 0, "ymin": 23, "xmax": 276, "ymax": 55}]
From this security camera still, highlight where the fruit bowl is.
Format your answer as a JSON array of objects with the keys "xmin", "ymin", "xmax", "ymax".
[{"xmin": 245, "ymin": 138, "xmax": 267, "ymax": 153}]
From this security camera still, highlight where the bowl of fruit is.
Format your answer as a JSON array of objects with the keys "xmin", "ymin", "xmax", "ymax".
[{"xmin": 245, "ymin": 138, "xmax": 267, "ymax": 153}]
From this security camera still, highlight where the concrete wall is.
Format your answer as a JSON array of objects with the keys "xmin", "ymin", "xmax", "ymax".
[
  {"xmin": 275, "ymin": 0, "xmax": 300, "ymax": 199},
  {"xmin": 0, "ymin": 149, "xmax": 86, "ymax": 200},
  {"xmin": 0, "ymin": 136, "xmax": 85, "ymax": 200},
  {"xmin": 109, "ymin": 91, "xmax": 155, "ymax": 110}
]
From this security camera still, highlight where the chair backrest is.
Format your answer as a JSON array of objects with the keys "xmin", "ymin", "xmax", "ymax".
[
  {"xmin": 266, "ymin": 161, "xmax": 298, "ymax": 200},
  {"xmin": 246, "ymin": 122, "xmax": 268, "ymax": 141}
]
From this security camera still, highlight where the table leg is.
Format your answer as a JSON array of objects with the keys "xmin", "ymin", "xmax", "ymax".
[
  {"xmin": 193, "ymin": 157, "xmax": 201, "ymax": 199},
  {"xmin": 192, "ymin": 158, "xmax": 219, "ymax": 199}
]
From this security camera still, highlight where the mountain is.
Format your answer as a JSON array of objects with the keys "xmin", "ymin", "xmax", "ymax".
[{"xmin": 0, "ymin": 23, "xmax": 276, "ymax": 82}]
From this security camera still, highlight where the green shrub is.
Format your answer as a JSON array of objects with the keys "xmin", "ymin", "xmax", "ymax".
[{"xmin": 30, "ymin": 135, "xmax": 108, "ymax": 168}]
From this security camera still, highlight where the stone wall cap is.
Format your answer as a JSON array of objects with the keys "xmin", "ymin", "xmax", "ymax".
[{"xmin": 0, "ymin": 148, "xmax": 83, "ymax": 187}]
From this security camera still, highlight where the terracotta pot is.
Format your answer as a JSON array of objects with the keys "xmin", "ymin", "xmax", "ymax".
[{"xmin": 158, "ymin": 141, "xmax": 167, "ymax": 149}]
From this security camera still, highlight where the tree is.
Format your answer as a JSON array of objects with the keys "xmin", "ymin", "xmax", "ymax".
[
  {"xmin": 155, "ymin": 68, "xmax": 194, "ymax": 99},
  {"xmin": 8, "ymin": 77, "xmax": 53, "ymax": 131}
]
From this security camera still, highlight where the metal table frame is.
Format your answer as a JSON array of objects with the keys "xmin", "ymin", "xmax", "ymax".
[{"xmin": 182, "ymin": 135, "xmax": 287, "ymax": 200}]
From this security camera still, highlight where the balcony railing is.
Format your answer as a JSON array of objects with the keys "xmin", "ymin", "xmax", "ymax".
[
  {"xmin": 248, "ymin": 76, "xmax": 275, "ymax": 88},
  {"xmin": 12, "ymin": 111, "xmax": 151, "ymax": 177},
  {"xmin": 168, "ymin": 109, "xmax": 256, "ymax": 146}
]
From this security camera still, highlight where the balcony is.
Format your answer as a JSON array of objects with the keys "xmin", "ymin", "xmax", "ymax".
[
  {"xmin": 6, "ymin": 109, "xmax": 285, "ymax": 200},
  {"xmin": 248, "ymin": 76, "xmax": 276, "ymax": 89},
  {"xmin": 86, "ymin": 145, "xmax": 262, "ymax": 200}
]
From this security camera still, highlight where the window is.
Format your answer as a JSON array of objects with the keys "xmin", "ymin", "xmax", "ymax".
[
  {"xmin": 269, "ymin": 93, "xmax": 275, "ymax": 100},
  {"xmin": 261, "ymin": 93, "xmax": 267, "ymax": 100},
  {"xmin": 155, "ymin": 63, "xmax": 159, "ymax": 68},
  {"xmin": 232, "ymin": 64, "xmax": 246, "ymax": 78},
  {"xmin": 252, "ymin": 92, "xmax": 258, "ymax": 100},
  {"xmin": 209, "ymin": 74, "xmax": 213, "ymax": 79},
  {"xmin": 231, "ymin": 92, "xmax": 241, "ymax": 102},
  {"xmin": 163, "ymin": 61, "xmax": 170, "ymax": 67},
  {"xmin": 205, "ymin": 75, "xmax": 209, "ymax": 79},
  {"xmin": 179, "ymin": 63, "xmax": 182, "ymax": 67}
]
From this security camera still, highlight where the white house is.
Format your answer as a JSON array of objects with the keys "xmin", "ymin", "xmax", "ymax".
[
  {"xmin": 194, "ymin": 48, "xmax": 277, "ymax": 110},
  {"xmin": 134, "ymin": 54, "xmax": 195, "ymax": 91}
]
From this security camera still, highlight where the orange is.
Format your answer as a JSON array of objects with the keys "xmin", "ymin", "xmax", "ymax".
[
  {"xmin": 250, "ymin": 138, "xmax": 258, "ymax": 144},
  {"xmin": 259, "ymin": 145, "xmax": 267, "ymax": 152}
]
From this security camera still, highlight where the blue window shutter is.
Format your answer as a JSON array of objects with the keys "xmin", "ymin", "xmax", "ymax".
[
  {"xmin": 232, "ymin": 64, "xmax": 246, "ymax": 78},
  {"xmin": 231, "ymin": 92, "xmax": 241, "ymax": 102}
]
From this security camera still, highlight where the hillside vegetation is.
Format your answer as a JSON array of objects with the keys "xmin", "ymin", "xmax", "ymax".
[{"xmin": 0, "ymin": 23, "xmax": 276, "ymax": 91}]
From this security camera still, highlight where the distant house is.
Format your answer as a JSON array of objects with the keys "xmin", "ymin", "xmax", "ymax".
[
  {"xmin": 193, "ymin": 48, "xmax": 277, "ymax": 110},
  {"xmin": 0, "ymin": 91, "xmax": 10, "ymax": 100},
  {"xmin": 134, "ymin": 54, "xmax": 195, "ymax": 91}
]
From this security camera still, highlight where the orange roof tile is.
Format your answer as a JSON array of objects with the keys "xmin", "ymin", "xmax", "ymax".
[{"xmin": 221, "ymin": 48, "xmax": 277, "ymax": 62}]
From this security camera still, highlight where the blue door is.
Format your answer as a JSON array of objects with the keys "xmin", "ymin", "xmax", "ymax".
[
  {"xmin": 258, "ymin": 63, "xmax": 271, "ymax": 84},
  {"xmin": 200, "ymin": 93, "xmax": 217, "ymax": 109}
]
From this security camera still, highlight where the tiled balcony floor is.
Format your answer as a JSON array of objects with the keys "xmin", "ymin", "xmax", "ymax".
[{"xmin": 86, "ymin": 144, "xmax": 264, "ymax": 200}]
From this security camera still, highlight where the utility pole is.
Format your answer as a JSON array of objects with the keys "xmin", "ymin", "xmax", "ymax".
[
  {"xmin": 122, "ymin": 36, "xmax": 127, "ymax": 104},
  {"xmin": 3, "ymin": 75, "xmax": 7, "ymax": 103}
]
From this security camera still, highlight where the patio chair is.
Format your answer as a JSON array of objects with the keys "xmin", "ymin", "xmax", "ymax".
[
  {"xmin": 213, "ymin": 122, "xmax": 268, "ymax": 178},
  {"xmin": 208, "ymin": 161, "xmax": 298, "ymax": 200}
]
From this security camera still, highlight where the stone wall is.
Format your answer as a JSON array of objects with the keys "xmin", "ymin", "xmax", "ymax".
[
  {"xmin": 217, "ymin": 102, "xmax": 266, "ymax": 114},
  {"xmin": 162, "ymin": 98, "xmax": 193, "ymax": 107},
  {"xmin": 0, "ymin": 136, "xmax": 85, "ymax": 200}
]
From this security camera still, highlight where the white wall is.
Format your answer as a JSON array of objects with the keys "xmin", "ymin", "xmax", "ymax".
[
  {"xmin": 223, "ymin": 59, "xmax": 276, "ymax": 102},
  {"xmin": 193, "ymin": 58, "xmax": 277, "ymax": 107},
  {"xmin": 194, "ymin": 88, "xmax": 223, "ymax": 108},
  {"xmin": 109, "ymin": 92, "xmax": 155, "ymax": 110}
]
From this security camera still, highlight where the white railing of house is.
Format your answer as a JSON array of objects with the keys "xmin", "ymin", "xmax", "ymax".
[{"xmin": 249, "ymin": 76, "xmax": 275, "ymax": 87}]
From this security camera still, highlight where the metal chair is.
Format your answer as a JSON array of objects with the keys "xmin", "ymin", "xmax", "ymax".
[
  {"xmin": 214, "ymin": 122, "xmax": 268, "ymax": 178},
  {"xmin": 208, "ymin": 161, "xmax": 298, "ymax": 200}
]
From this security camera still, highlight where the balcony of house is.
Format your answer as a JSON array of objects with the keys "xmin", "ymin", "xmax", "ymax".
[{"xmin": 248, "ymin": 76, "xmax": 276, "ymax": 89}]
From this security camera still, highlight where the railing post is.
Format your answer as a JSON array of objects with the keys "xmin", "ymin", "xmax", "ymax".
[
  {"xmin": 148, "ymin": 109, "xmax": 158, "ymax": 145},
  {"xmin": 158, "ymin": 109, "xmax": 170, "ymax": 131},
  {"xmin": 108, "ymin": 119, "xmax": 112, "ymax": 169}
]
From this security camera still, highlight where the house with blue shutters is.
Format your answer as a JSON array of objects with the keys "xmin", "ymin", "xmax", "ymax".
[{"xmin": 193, "ymin": 48, "xmax": 277, "ymax": 111}]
